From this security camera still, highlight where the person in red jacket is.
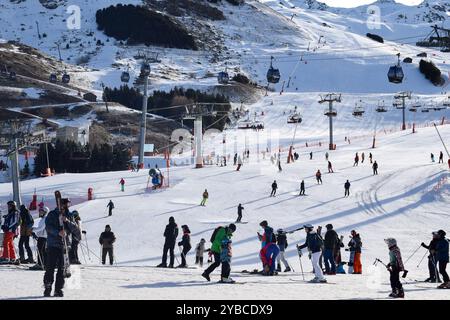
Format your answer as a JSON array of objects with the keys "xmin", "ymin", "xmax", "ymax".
[
  {"xmin": 119, "ymin": 178, "xmax": 125, "ymax": 192},
  {"xmin": 0, "ymin": 201, "xmax": 20, "ymax": 264}
]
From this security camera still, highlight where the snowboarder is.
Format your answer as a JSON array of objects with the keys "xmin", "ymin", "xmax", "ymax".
[
  {"xmin": 0, "ymin": 201, "xmax": 20, "ymax": 264},
  {"xmin": 369, "ymin": 152, "xmax": 373, "ymax": 164},
  {"xmin": 236, "ymin": 155, "xmax": 243, "ymax": 171},
  {"xmin": 328, "ymin": 161, "xmax": 333, "ymax": 173},
  {"xmin": 316, "ymin": 170, "xmax": 322, "ymax": 184},
  {"xmin": 361, "ymin": 152, "xmax": 365, "ymax": 163},
  {"xmin": 353, "ymin": 153, "xmax": 359, "ymax": 166},
  {"xmin": 431, "ymin": 153, "xmax": 435, "ymax": 162},
  {"xmin": 372, "ymin": 161, "xmax": 378, "ymax": 175},
  {"xmin": 219, "ymin": 238, "xmax": 234, "ymax": 283},
  {"xmin": 324, "ymin": 224, "xmax": 339, "ymax": 275},
  {"xmin": 384, "ymin": 238, "xmax": 405, "ymax": 298},
  {"xmin": 236, "ymin": 203, "xmax": 244, "ymax": 223},
  {"xmin": 435, "ymin": 230, "xmax": 449, "ymax": 289},
  {"xmin": 309, "ymin": 152, "xmax": 313, "ymax": 160},
  {"xmin": 18, "ymin": 204, "xmax": 35, "ymax": 264},
  {"xmin": 200, "ymin": 189, "xmax": 209, "ymax": 206},
  {"xmin": 298, "ymin": 224, "xmax": 326, "ymax": 283},
  {"xmin": 421, "ymin": 232, "xmax": 441, "ymax": 283},
  {"xmin": 178, "ymin": 225, "xmax": 192, "ymax": 268},
  {"xmin": 99, "ymin": 225, "xmax": 116, "ymax": 265},
  {"xmin": 202, "ymin": 224, "xmax": 236, "ymax": 282},
  {"xmin": 157, "ymin": 217, "xmax": 179, "ymax": 268},
  {"xmin": 107, "ymin": 200, "xmax": 114, "ymax": 216},
  {"xmin": 299, "ymin": 180, "xmax": 305, "ymax": 196},
  {"xmin": 344, "ymin": 180, "xmax": 351, "ymax": 197},
  {"xmin": 30, "ymin": 206, "xmax": 50, "ymax": 270},
  {"xmin": 347, "ymin": 230, "xmax": 362, "ymax": 274},
  {"xmin": 43, "ymin": 198, "xmax": 80, "ymax": 297},
  {"xmin": 68, "ymin": 210, "xmax": 82, "ymax": 264},
  {"xmin": 195, "ymin": 238, "xmax": 206, "ymax": 267},
  {"xmin": 119, "ymin": 178, "xmax": 125, "ymax": 192},
  {"xmin": 276, "ymin": 229, "xmax": 291, "ymax": 272},
  {"xmin": 270, "ymin": 180, "xmax": 278, "ymax": 197},
  {"xmin": 439, "ymin": 151, "xmax": 444, "ymax": 164}
]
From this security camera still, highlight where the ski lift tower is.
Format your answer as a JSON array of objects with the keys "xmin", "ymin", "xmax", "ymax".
[
  {"xmin": 319, "ymin": 93, "xmax": 342, "ymax": 150},
  {"xmin": 138, "ymin": 59, "xmax": 151, "ymax": 169},
  {"xmin": 0, "ymin": 120, "xmax": 50, "ymax": 205},
  {"xmin": 394, "ymin": 91, "xmax": 411, "ymax": 130}
]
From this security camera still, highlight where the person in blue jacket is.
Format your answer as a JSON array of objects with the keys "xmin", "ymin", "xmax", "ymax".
[{"xmin": 298, "ymin": 224, "xmax": 326, "ymax": 283}]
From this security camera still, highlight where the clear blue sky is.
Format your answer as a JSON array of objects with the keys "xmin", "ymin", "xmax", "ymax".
[{"xmin": 321, "ymin": 0, "xmax": 423, "ymax": 8}]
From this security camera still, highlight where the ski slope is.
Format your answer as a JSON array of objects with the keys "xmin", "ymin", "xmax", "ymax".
[{"xmin": 0, "ymin": 111, "xmax": 448, "ymax": 299}]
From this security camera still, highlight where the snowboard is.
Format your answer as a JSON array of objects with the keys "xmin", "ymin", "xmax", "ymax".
[{"xmin": 55, "ymin": 191, "xmax": 71, "ymax": 279}]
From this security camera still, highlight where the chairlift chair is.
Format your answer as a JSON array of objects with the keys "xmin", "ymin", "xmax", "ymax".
[
  {"xmin": 267, "ymin": 56, "xmax": 281, "ymax": 84},
  {"xmin": 387, "ymin": 53, "xmax": 404, "ymax": 84},
  {"xmin": 287, "ymin": 113, "xmax": 302, "ymax": 123},
  {"xmin": 324, "ymin": 108, "xmax": 337, "ymax": 117},
  {"xmin": 62, "ymin": 73, "xmax": 70, "ymax": 84},
  {"xmin": 9, "ymin": 71, "xmax": 16, "ymax": 81},
  {"xmin": 49, "ymin": 73, "xmax": 57, "ymax": 83}
]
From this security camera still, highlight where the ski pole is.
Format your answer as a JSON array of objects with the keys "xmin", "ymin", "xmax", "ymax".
[
  {"xmin": 82, "ymin": 231, "xmax": 91, "ymax": 260},
  {"xmin": 79, "ymin": 242, "xmax": 87, "ymax": 264},
  {"xmin": 296, "ymin": 245, "xmax": 305, "ymax": 281},
  {"xmin": 32, "ymin": 238, "xmax": 46, "ymax": 270},
  {"xmin": 100, "ymin": 245, "xmax": 103, "ymax": 264},
  {"xmin": 404, "ymin": 244, "xmax": 422, "ymax": 265},
  {"xmin": 416, "ymin": 250, "xmax": 428, "ymax": 268},
  {"xmin": 79, "ymin": 242, "xmax": 101, "ymax": 261}
]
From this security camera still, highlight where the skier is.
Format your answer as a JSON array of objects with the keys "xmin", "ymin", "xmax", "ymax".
[
  {"xmin": 315, "ymin": 170, "xmax": 322, "ymax": 184},
  {"xmin": 347, "ymin": 230, "xmax": 362, "ymax": 274},
  {"xmin": 421, "ymin": 232, "xmax": 441, "ymax": 283},
  {"xmin": 325, "ymin": 152, "xmax": 329, "ymax": 161},
  {"xmin": 195, "ymin": 238, "xmax": 206, "ymax": 267},
  {"xmin": 384, "ymin": 238, "xmax": 405, "ymax": 298},
  {"xmin": 200, "ymin": 189, "xmax": 209, "ymax": 206},
  {"xmin": 298, "ymin": 224, "xmax": 326, "ymax": 283},
  {"xmin": 43, "ymin": 198, "xmax": 80, "ymax": 297},
  {"xmin": 353, "ymin": 153, "xmax": 359, "ymax": 166},
  {"xmin": 258, "ymin": 220, "xmax": 274, "ymax": 249},
  {"xmin": 299, "ymin": 180, "xmax": 305, "ymax": 196},
  {"xmin": 335, "ymin": 235, "xmax": 346, "ymax": 274},
  {"xmin": 18, "ymin": 204, "xmax": 35, "ymax": 264},
  {"xmin": 369, "ymin": 152, "xmax": 373, "ymax": 164},
  {"xmin": 323, "ymin": 224, "xmax": 339, "ymax": 275},
  {"xmin": 278, "ymin": 159, "xmax": 282, "ymax": 172},
  {"xmin": 372, "ymin": 161, "xmax": 379, "ymax": 175},
  {"xmin": 431, "ymin": 153, "xmax": 435, "ymax": 162},
  {"xmin": 328, "ymin": 161, "xmax": 333, "ymax": 173},
  {"xmin": 344, "ymin": 180, "xmax": 351, "ymax": 197},
  {"xmin": 260, "ymin": 241, "xmax": 280, "ymax": 276},
  {"xmin": 219, "ymin": 238, "xmax": 234, "ymax": 283},
  {"xmin": 439, "ymin": 151, "xmax": 444, "ymax": 164},
  {"xmin": 99, "ymin": 225, "xmax": 116, "ymax": 265},
  {"xmin": 0, "ymin": 201, "xmax": 20, "ymax": 264},
  {"xmin": 270, "ymin": 180, "xmax": 278, "ymax": 197},
  {"xmin": 119, "ymin": 178, "xmax": 125, "ymax": 192},
  {"xmin": 30, "ymin": 206, "xmax": 50, "ymax": 270},
  {"xmin": 202, "ymin": 223, "xmax": 236, "ymax": 282},
  {"xmin": 309, "ymin": 152, "xmax": 313, "ymax": 160},
  {"xmin": 233, "ymin": 153, "xmax": 237, "ymax": 166},
  {"xmin": 157, "ymin": 217, "xmax": 178, "ymax": 268},
  {"xmin": 236, "ymin": 155, "xmax": 243, "ymax": 171},
  {"xmin": 276, "ymin": 229, "xmax": 291, "ymax": 272},
  {"xmin": 435, "ymin": 230, "xmax": 449, "ymax": 289},
  {"xmin": 178, "ymin": 225, "xmax": 192, "ymax": 268},
  {"xmin": 107, "ymin": 200, "xmax": 114, "ymax": 216},
  {"xmin": 236, "ymin": 203, "xmax": 244, "ymax": 223},
  {"xmin": 68, "ymin": 210, "xmax": 82, "ymax": 264},
  {"xmin": 361, "ymin": 152, "xmax": 365, "ymax": 163}
]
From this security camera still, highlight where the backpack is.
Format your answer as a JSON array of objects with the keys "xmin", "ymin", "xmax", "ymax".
[{"xmin": 210, "ymin": 226, "xmax": 224, "ymax": 243}]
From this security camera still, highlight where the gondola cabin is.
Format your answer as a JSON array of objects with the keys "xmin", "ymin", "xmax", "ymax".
[
  {"xmin": 267, "ymin": 56, "xmax": 280, "ymax": 84},
  {"xmin": 141, "ymin": 63, "xmax": 151, "ymax": 76},
  {"xmin": 387, "ymin": 53, "xmax": 404, "ymax": 84},
  {"xmin": 49, "ymin": 73, "xmax": 57, "ymax": 83},
  {"xmin": 217, "ymin": 71, "xmax": 229, "ymax": 84},
  {"xmin": 62, "ymin": 73, "xmax": 70, "ymax": 84},
  {"xmin": 121, "ymin": 71, "xmax": 130, "ymax": 83}
]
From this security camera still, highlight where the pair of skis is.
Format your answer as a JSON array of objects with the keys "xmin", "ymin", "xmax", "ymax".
[{"xmin": 55, "ymin": 191, "xmax": 71, "ymax": 279}]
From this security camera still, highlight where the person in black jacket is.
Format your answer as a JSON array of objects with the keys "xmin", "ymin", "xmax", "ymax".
[
  {"xmin": 157, "ymin": 216, "xmax": 178, "ymax": 268},
  {"xmin": 107, "ymin": 200, "xmax": 115, "ymax": 216},
  {"xmin": 18, "ymin": 205, "xmax": 34, "ymax": 264},
  {"xmin": 178, "ymin": 225, "xmax": 192, "ymax": 268},
  {"xmin": 99, "ymin": 225, "xmax": 116, "ymax": 265},
  {"xmin": 299, "ymin": 180, "xmax": 305, "ymax": 196},
  {"xmin": 344, "ymin": 180, "xmax": 351, "ymax": 197},
  {"xmin": 236, "ymin": 204, "xmax": 244, "ymax": 223},
  {"xmin": 270, "ymin": 180, "xmax": 278, "ymax": 197},
  {"xmin": 323, "ymin": 224, "xmax": 339, "ymax": 275},
  {"xmin": 421, "ymin": 232, "xmax": 441, "ymax": 283}
]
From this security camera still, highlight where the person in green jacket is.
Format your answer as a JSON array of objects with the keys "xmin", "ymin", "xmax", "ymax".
[{"xmin": 202, "ymin": 224, "xmax": 236, "ymax": 282}]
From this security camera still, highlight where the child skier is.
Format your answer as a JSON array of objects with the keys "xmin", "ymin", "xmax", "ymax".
[
  {"xmin": 178, "ymin": 225, "xmax": 192, "ymax": 268},
  {"xmin": 384, "ymin": 238, "xmax": 405, "ymax": 298},
  {"xmin": 195, "ymin": 238, "xmax": 206, "ymax": 267},
  {"xmin": 200, "ymin": 189, "xmax": 208, "ymax": 206}
]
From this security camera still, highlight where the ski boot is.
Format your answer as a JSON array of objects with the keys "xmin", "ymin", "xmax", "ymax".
[
  {"xmin": 284, "ymin": 266, "xmax": 291, "ymax": 272},
  {"xmin": 54, "ymin": 289, "xmax": 64, "ymax": 297},
  {"xmin": 19, "ymin": 257, "xmax": 28, "ymax": 264},
  {"xmin": 10, "ymin": 259, "xmax": 20, "ymax": 265},
  {"xmin": 438, "ymin": 282, "xmax": 450, "ymax": 289},
  {"xmin": 44, "ymin": 284, "xmax": 52, "ymax": 297},
  {"xmin": 220, "ymin": 277, "xmax": 235, "ymax": 284},
  {"xmin": 177, "ymin": 264, "xmax": 187, "ymax": 268},
  {"xmin": 201, "ymin": 272, "xmax": 211, "ymax": 282},
  {"xmin": 156, "ymin": 263, "xmax": 167, "ymax": 268},
  {"xmin": 29, "ymin": 264, "xmax": 44, "ymax": 271},
  {"xmin": 276, "ymin": 264, "xmax": 282, "ymax": 272},
  {"xmin": 0, "ymin": 258, "xmax": 10, "ymax": 265}
]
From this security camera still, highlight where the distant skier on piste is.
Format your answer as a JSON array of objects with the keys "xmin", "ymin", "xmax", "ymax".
[
  {"xmin": 344, "ymin": 180, "xmax": 351, "ymax": 197},
  {"xmin": 299, "ymin": 180, "xmax": 305, "ymax": 196},
  {"xmin": 107, "ymin": 200, "xmax": 114, "ymax": 216},
  {"xmin": 200, "ymin": 189, "xmax": 208, "ymax": 206},
  {"xmin": 372, "ymin": 161, "xmax": 379, "ymax": 175},
  {"xmin": 316, "ymin": 170, "xmax": 322, "ymax": 184},
  {"xmin": 353, "ymin": 153, "xmax": 359, "ymax": 166},
  {"xmin": 297, "ymin": 224, "xmax": 326, "ymax": 283},
  {"xmin": 328, "ymin": 161, "xmax": 333, "ymax": 173},
  {"xmin": 178, "ymin": 225, "xmax": 192, "ymax": 268},
  {"xmin": 361, "ymin": 152, "xmax": 365, "ymax": 163},
  {"xmin": 439, "ymin": 151, "xmax": 444, "ymax": 164},
  {"xmin": 202, "ymin": 223, "xmax": 236, "ymax": 282},
  {"xmin": 270, "ymin": 180, "xmax": 278, "ymax": 197},
  {"xmin": 236, "ymin": 203, "xmax": 244, "ymax": 223},
  {"xmin": 119, "ymin": 178, "xmax": 125, "ymax": 192},
  {"xmin": 157, "ymin": 217, "xmax": 178, "ymax": 268}
]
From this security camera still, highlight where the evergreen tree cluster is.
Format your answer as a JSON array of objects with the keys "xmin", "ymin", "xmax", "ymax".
[
  {"xmin": 419, "ymin": 59, "xmax": 443, "ymax": 86},
  {"xmin": 366, "ymin": 33, "xmax": 384, "ymax": 43},
  {"xmin": 96, "ymin": 4, "xmax": 197, "ymax": 50},
  {"xmin": 33, "ymin": 140, "xmax": 131, "ymax": 175}
]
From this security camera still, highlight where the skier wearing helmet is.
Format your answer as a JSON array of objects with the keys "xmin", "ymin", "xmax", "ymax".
[
  {"xmin": 435, "ymin": 230, "xmax": 449, "ymax": 289},
  {"xmin": 384, "ymin": 238, "xmax": 405, "ymax": 298},
  {"xmin": 298, "ymin": 224, "xmax": 326, "ymax": 283},
  {"xmin": 30, "ymin": 206, "xmax": 50, "ymax": 270},
  {"xmin": 0, "ymin": 201, "xmax": 20, "ymax": 264}
]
